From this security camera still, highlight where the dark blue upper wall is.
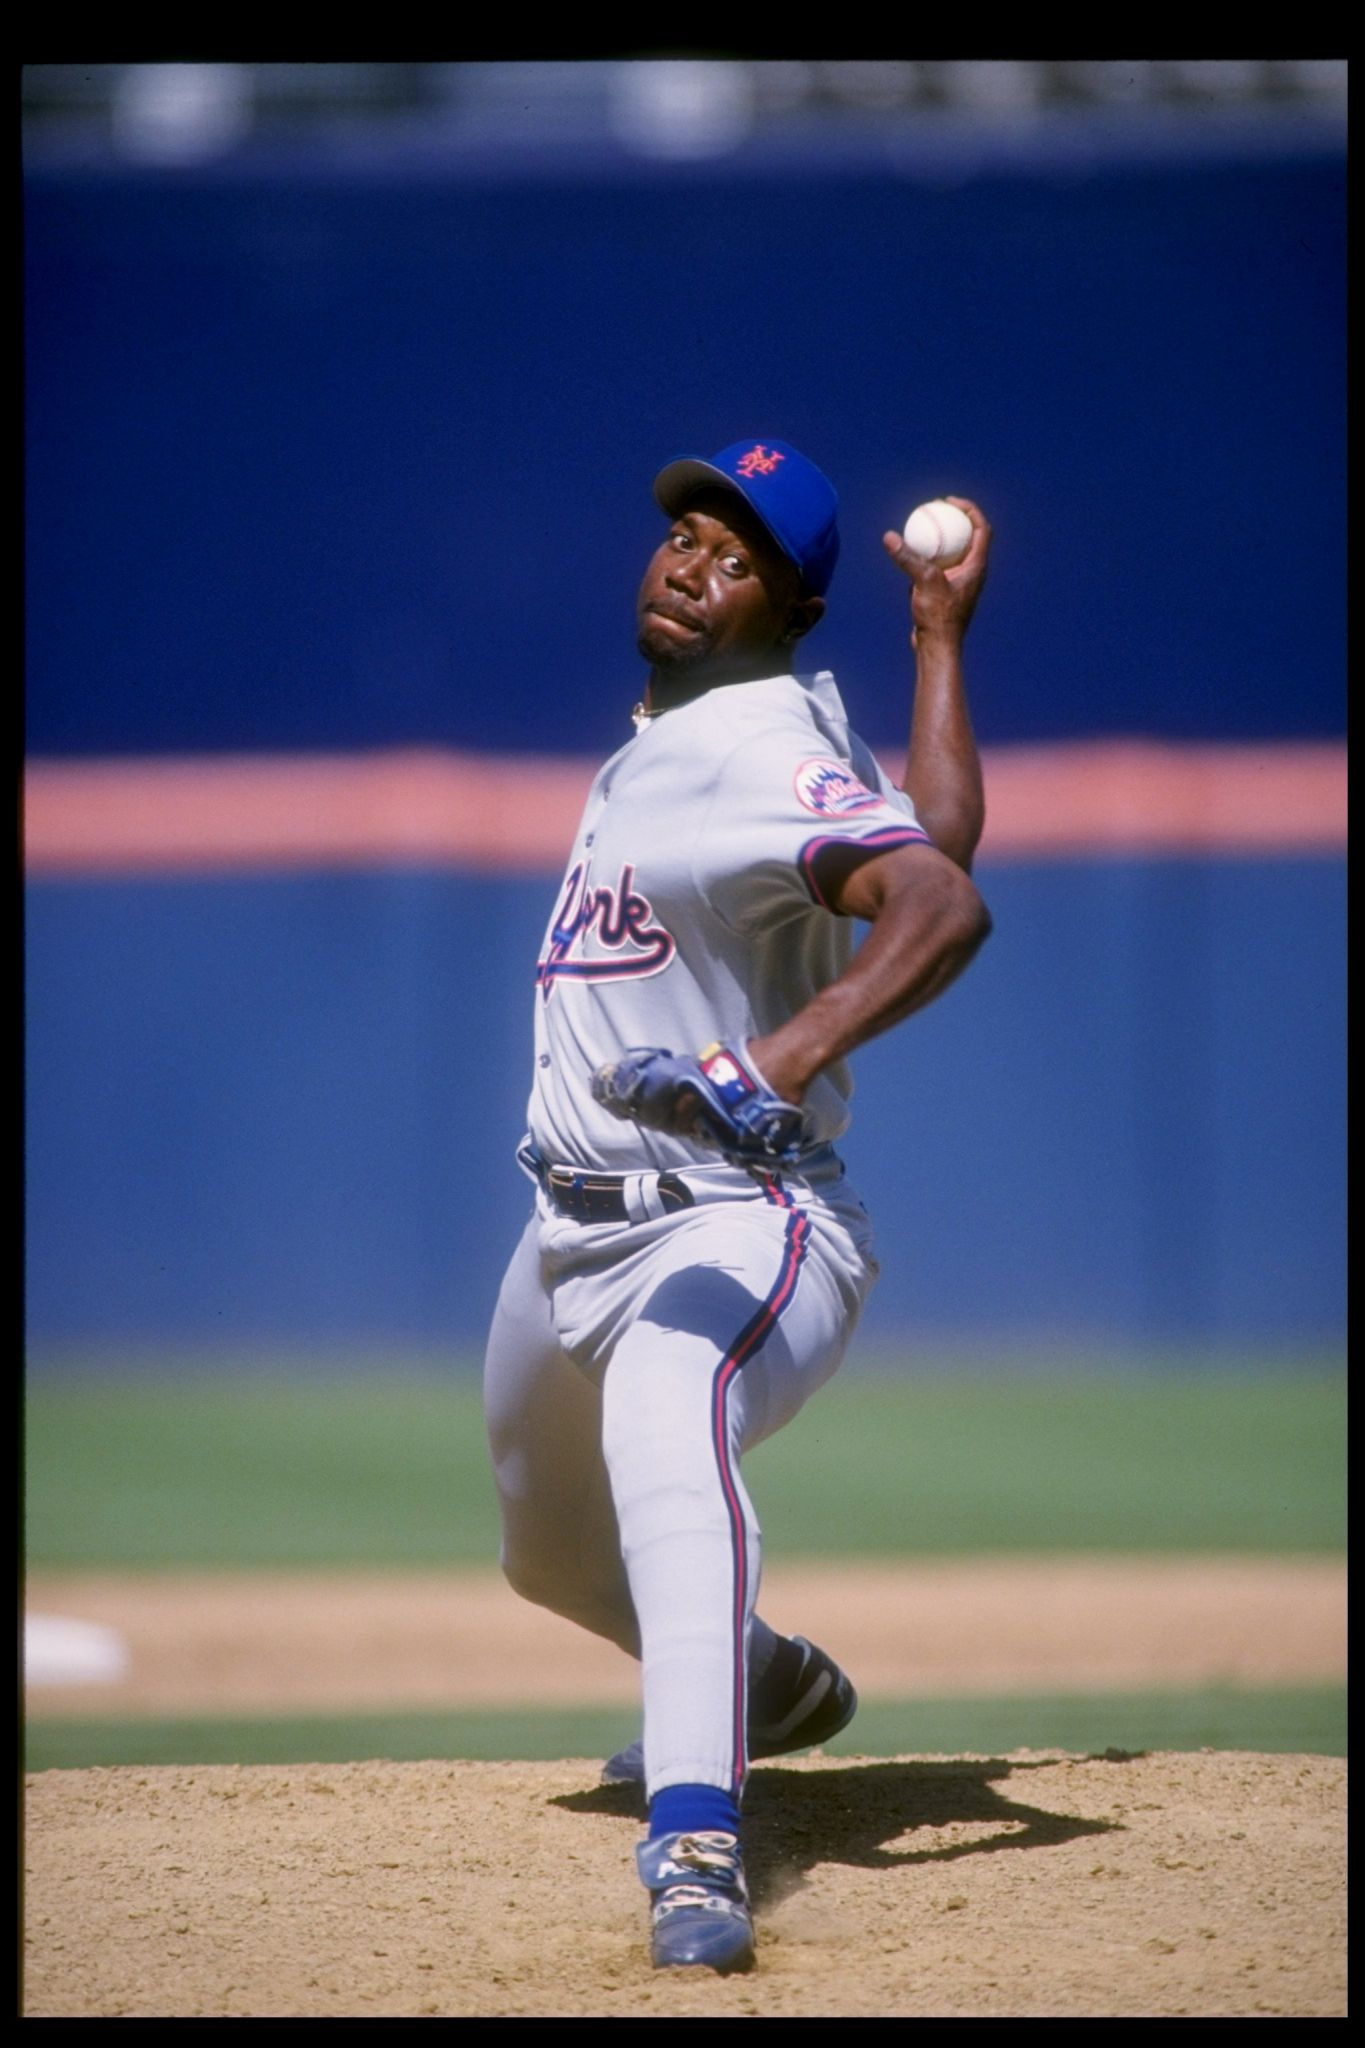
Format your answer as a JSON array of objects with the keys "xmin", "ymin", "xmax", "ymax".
[{"xmin": 25, "ymin": 134, "xmax": 1344, "ymax": 758}]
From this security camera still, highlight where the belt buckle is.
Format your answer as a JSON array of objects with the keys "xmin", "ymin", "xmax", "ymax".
[{"xmin": 547, "ymin": 1164, "xmax": 583, "ymax": 1218}]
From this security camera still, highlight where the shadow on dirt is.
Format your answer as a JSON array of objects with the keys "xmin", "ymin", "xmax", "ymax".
[{"xmin": 553, "ymin": 1753, "xmax": 1130, "ymax": 1909}]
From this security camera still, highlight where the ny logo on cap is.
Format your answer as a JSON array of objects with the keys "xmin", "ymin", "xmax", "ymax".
[{"xmin": 735, "ymin": 444, "xmax": 785, "ymax": 479}]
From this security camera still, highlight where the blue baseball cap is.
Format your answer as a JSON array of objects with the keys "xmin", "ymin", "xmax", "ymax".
[{"xmin": 652, "ymin": 439, "xmax": 840, "ymax": 597}]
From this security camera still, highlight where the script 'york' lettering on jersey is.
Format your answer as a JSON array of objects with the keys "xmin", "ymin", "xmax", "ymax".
[{"xmin": 536, "ymin": 860, "xmax": 677, "ymax": 999}]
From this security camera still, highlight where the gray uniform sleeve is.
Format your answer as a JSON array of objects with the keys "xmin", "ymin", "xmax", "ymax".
[{"xmin": 691, "ymin": 734, "xmax": 933, "ymax": 935}]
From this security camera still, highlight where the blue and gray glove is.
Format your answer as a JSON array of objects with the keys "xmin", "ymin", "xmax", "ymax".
[{"xmin": 590, "ymin": 1041, "xmax": 808, "ymax": 1168}]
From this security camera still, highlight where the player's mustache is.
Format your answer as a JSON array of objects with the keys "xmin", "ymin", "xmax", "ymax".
[{"xmin": 646, "ymin": 597, "xmax": 709, "ymax": 632}]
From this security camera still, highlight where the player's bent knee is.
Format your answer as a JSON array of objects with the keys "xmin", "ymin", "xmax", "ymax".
[
  {"xmin": 499, "ymin": 1546, "xmax": 565, "ymax": 1614},
  {"xmin": 500, "ymin": 1545, "xmax": 636, "ymax": 1641},
  {"xmin": 501, "ymin": 1551, "xmax": 596, "ymax": 1629}
]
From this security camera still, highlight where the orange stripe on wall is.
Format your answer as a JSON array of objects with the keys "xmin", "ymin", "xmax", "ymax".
[
  {"xmin": 22, "ymin": 750, "xmax": 594, "ymax": 878},
  {"xmin": 968, "ymin": 740, "xmax": 1347, "ymax": 858},
  {"xmin": 23, "ymin": 741, "xmax": 1346, "ymax": 878}
]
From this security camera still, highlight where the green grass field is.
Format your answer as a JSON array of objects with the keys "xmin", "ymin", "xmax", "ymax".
[
  {"xmin": 24, "ymin": 1361, "xmax": 1347, "ymax": 1568},
  {"xmin": 23, "ymin": 1688, "xmax": 1346, "ymax": 1776},
  {"xmin": 25, "ymin": 1361, "xmax": 1346, "ymax": 1767}
]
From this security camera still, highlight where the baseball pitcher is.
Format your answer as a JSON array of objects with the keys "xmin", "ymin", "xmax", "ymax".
[{"xmin": 483, "ymin": 439, "xmax": 992, "ymax": 1972}]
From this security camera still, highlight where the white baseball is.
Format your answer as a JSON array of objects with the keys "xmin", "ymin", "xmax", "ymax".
[{"xmin": 901, "ymin": 499, "xmax": 974, "ymax": 567}]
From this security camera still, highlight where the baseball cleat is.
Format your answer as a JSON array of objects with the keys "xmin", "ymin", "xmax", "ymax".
[
  {"xmin": 636, "ymin": 1830, "xmax": 755, "ymax": 1973},
  {"xmin": 601, "ymin": 1739, "xmax": 646, "ymax": 1787},
  {"xmin": 601, "ymin": 1635, "xmax": 858, "ymax": 1787},
  {"xmin": 751, "ymin": 1634, "xmax": 858, "ymax": 1757}
]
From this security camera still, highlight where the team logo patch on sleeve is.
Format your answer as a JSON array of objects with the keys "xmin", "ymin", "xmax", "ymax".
[{"xmin": 793, "ymin": 759, "xmax": 886, "ymax": 816}]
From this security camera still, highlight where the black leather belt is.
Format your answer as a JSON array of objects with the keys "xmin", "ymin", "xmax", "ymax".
[{"xmin": 531, "ymin": 1154, "xmax": 696, "ymax": 1225}]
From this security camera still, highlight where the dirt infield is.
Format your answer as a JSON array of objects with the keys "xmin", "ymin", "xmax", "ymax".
[
  {"xmin": 23, "ymin": 1555, "xmax": 1347, "ymax": 1717},
  {"xmin": 22, "ymin": 1557, "xmax": 1348, "ymax": 2014},
  {"xmin": 23, "ymin": 1750, "xmax": 1346, "ymax": 2016}
]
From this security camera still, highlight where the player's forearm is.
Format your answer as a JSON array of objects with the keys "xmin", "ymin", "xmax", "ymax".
[
  {"xmin": 749, "ymin": 863, "xmax": 990, "ymax": 1104},
  {"xmin": 901, "ymin": 626, "xmax": 985, "ymax": 874}
]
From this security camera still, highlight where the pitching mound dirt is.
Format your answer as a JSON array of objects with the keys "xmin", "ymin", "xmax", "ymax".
[{"xmin": 23, "ymin": 1750, "xmax": 1345, "ymax": 2017}]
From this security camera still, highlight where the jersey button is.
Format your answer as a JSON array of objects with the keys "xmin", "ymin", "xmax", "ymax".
[{"xmin": 538, "ymin": 1054, "xmax": 551, "ymax": 1067}]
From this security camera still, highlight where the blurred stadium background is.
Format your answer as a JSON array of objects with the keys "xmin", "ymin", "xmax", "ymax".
[{"xmin": 23, "ymin": 61, "xmax": 1344, "ymax": 1768}]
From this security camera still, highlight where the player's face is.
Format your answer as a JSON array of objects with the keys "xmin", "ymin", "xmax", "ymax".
[{"xmin": 636, "ymin": 493, "xmax": 810, "ymax": 678}]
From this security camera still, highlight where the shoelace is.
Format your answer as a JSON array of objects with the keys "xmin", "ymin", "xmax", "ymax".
[{"xmin": 653, "ymin": 1885, "xmax": 746, "ymax": 1920}]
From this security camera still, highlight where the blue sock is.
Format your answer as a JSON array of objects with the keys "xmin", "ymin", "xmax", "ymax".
[{"xmin": 649, "ymin": 1782, "xmax": 741, "ymax": 1841}]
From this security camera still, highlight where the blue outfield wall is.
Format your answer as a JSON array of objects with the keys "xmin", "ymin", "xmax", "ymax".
[
  {"xmin": 24, "ymin": 857, "xmax": 1345, "ymax": 1356},
  {"xmin": 25, "ymin": 147, "xmax": 1345, "ymax": 760}
]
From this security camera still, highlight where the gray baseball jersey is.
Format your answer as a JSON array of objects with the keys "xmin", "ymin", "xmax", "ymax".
[{"xmin": 527, "ymin": 668, "xmax": 931, "ymax": 1172}]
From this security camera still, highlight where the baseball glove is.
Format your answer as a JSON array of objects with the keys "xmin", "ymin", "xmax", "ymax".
[{"xmin": 590, "ymin": 1041, "xmax": 808, "ymax": 1168}]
